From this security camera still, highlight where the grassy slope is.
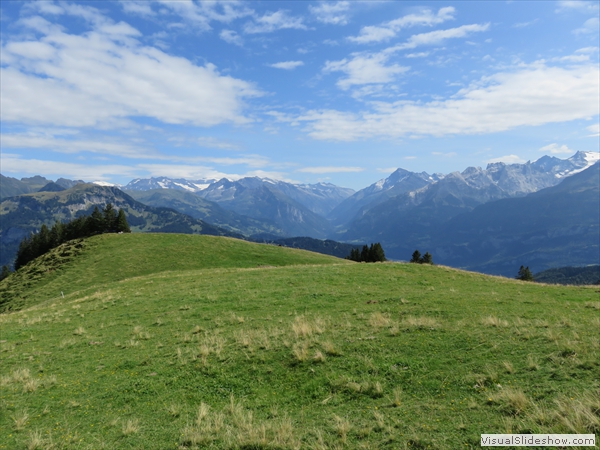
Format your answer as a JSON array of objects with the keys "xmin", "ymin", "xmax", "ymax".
[
  {"xmin": 0, "ymin": 235, "xmax": 599, "ymax": 450},
  {"xmin": 0, "ymin": 234, "xmax": 344, "ymax": 312}
]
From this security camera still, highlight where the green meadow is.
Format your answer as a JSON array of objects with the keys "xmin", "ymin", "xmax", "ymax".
[{"xmin": 1, "ymin": 234, "xmax": 598, "ymax": 449}]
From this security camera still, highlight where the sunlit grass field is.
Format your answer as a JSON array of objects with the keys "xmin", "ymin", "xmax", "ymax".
[{"xmin": 1, "ymin": 234, "xmax": 598, "ymax": 449}]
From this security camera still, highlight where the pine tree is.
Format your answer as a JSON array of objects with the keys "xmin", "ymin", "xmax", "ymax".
[
  {"xmin": 410, "ymin": 250, "xmax": 421, "ymax": 263},
  {"xmin": 88, "ymin": 206, "xmax": 104, "ymax": 235},
  {"xmin": 360, "ymin": 245, "xmax": 370, "ymax": 262},
  {"xmin": 14, "ymin": 234, "xmax": 34, "ymax": 270},
  {"xmin": 516, "ymin": 265, "xmax": 534, "ymax": 281},
  {"xmin": 116, "ymin": 209, "xmax": 131, "ymax": 233},
  {"xmin": 49, "ymin": 221, "xmax": 64, "ymax": 248},
  {"xmin": 0, "ymin": 265, "xmax": 11, "ymax": 281},
  {"xmin": 370, "ymin": 243, "xmax": 386, "ymax": 262},
  {"xmin": 421, "ymin": 252, "xmax": 433, "ymax": 265},
  {"xmin": 103, "ymin": 203, "xmax": 117, "ymax": 232}
]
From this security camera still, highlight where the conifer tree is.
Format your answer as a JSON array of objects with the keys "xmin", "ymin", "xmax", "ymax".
[
  {"xmin": 370, "ymin": 243, "xmax": 386, "ymax": 262},
  {"xmin": 410, "ymin": 250, "xmax": 421, "ymax": 263},
  {"xmin": 116, "ymin": 209, "xmax": 131, "ymax": 233},
  {"xmin": 421, "ymin": 252, "xmax": 433, "ymax": 265},
  {"xmin": 103, "ymin": 203, "xmax": 117, "ymax": 232},
  {"xmin": 88, "ymin": 206, "xmax": 104, "ymax": 235},
  {"xmin": 516, "ymin": 265, "xmax": 534, "ymax": 281},
  {"xmin": 360, "ymin": 245, "xmax": 370, "ymax": 262},
  {"xmin": 1, "ymin": 265, "xmax": 11, "ymax": 281}
]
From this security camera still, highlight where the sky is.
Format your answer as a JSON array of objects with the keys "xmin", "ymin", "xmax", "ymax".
[{"xmin": 1, "ymin": 0, "xmax": 599, "ymax": 190}]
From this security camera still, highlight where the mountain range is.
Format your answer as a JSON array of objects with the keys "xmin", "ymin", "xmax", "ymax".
[{"xmin": 1, "ymin": 151, "xmax": 598, "ymax": 275}]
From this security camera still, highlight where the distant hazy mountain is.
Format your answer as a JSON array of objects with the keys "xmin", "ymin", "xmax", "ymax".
[
  {"xmin": 333, "ymin": 151, "xmax": 598, "ymax": 229},
  {"xmin": 433, "ymin": 162, "xmax": 599, "ymax": 276},
  {"xmin": 1, "ymin": 175, "xmax": 85, "ymax": 200},
  {"xmin": 0, "ymin": 184, "xmax": 237, "ymax": 267},
  {"xmin": 533, "ymin": 265, "xmax": 600, "ymax": 285},
  {"xmin": 125, "ymin": 176, "xmax": 218, "ymax": 192},
  {"xmin": 198, "ymin": 178, "xmax": 334, "ymax": 238},
  {"xmin": 126, "ymin": 188, "xmax": 285, "ymax": 237},
  {"xmin": 328, "ymin": 168, "xmax": 440, "ymax": 226}
]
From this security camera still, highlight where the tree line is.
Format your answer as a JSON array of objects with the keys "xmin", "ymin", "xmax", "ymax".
[
  {"xmin": 346, "ymin": 243, "xmax": 386, "ymax": 263},
  {"xmin": 410, "ymin": 250, "xmax": 433, "ymax": 265},
  {"xmin": 12, "ymin": 204, "xmax": 130, "ymax": 271}
]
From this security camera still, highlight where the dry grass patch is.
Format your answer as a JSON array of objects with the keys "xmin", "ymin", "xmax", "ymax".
[
  {"xmin": 292, "ymin": 315, "xmax": 324, "ymax": 338},
  {"xmin": 491, "ymin": 388, "xmax": 530, "ymax": 415},
  {"xmin": 25, "ymin": 429, "xmax": 45, "ymax": 450},
  {"xmin": 553, "ymin": 392, "xmax": 600, "ymax": 434},
  {"xmin": 122, "ymin": 418, "xmax": 140, "ymax": 436},
  {"xmin": 368, "ymin": 312, "xmax": 391, "ymax": 328},
  {"xmin": 401, "ymin": 316, "xmax": 440, "ymax": 330},
  {"xmin": 481, "ymin": 316, "xmax": 509, "ymax": 327},
  {"xmin": 12, "ymin": 408, "xmax": 29, "ymax": 431}
]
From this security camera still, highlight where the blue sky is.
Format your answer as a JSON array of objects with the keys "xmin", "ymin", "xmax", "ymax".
[{"xmin": 1, "ymin": 1, "xmax": 598, "ymax": 190}]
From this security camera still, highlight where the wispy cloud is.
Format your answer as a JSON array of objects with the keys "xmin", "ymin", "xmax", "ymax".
[
  {"xmin": 487, "ymin": 155, "xmax": 526, "ymax": 164},
  {"xmin": 388, "ymin": 23, "xmax": 490, "ymax": 51},
  {"xmin": 244, "ymin": 10, "xmax": 307, "ymax": 34},
  {"xmin": 220, "ymin": 29, "xmax": 244, "ymax": 46},
  {"xmin": 586, "ymin": 123, "xmax": 600, "ymax": 137},
  {"xmin": 324, "ymin": 53, "xmax": 408, "ymax": 89},
  {"xmin": 1, "ymin": 14, "xmax": 261, "ymax": 128},
  {"xmin": 556, "ymin": 1, "xmax": 600, "ymax": 14},
  {"xmin": 269, "ymin": 61, "xmax": 304, "ymax": 70},
  {"xmin": 539, "ymin": 143, "xmax": 574, "ymax": 154},
  {"xmin": 295, "ymin": 64, "xmax": 600, "ymax": 141},
  {"xmin": 309, "ymin": 1, "xmax": 351, "ymax": 26},
  {"xmin": 348, "ymin": 7, "xmax": 455, "ymax": 44},
  {"xmin": 297, "ymin": 166, "xmax": 364, "ymax": 174},
  {"xmin": 573, "ymin": 17, "xmax": 600, "ymax": 35}
]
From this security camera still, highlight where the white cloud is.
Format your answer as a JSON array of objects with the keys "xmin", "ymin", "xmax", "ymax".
[
  {"xmin": 513, "ymin": 19, "xmax": 539, "ymax": 28},
  {"xmin": 348, "ymin": 7, "xmax": 455, "ymax": 44},
  {"xmin": 121, "ymin": 1, "xmax": 156, "ymax": 17},
  {"xmin": 551, "ymin": 54, "xmax": 590, "ymax": 62},
  {"xmin": 324, "ymin": 53, "xmax": 409, "ymax": 89},
  {"xmin": 573, "ymin": 17, "xmax": 600, "ymax": 35},
  {"xmin": 297, "ymin": 166, "xmax": 364, "ymax": 174},
  {"xmin": 309, "ymin": 1, "xmax": 350, "ymax": 25},
  {"xmin": 576, "ymin": 46, "xmax": 599, "ymax": 53},
  {"xmin": 1, "ymin": 20, "xmax": 261, "ymax": 128},
  {"xmin": 406, "ymin": 52, "xmax": 430, "ymax": 58},
  {"xmin": 556, "ymin": 1, "xmax": 600, "ymax": 13},
  {"xmin": 0, "ymin": 153, "xmax": 140, "ymax": 181},
  {"xmin": 269, "ymin": 61, "xmax": 304, "ymax": 70},
  {"xmin": 157, "ymin": 0, "xmax": 253, "ymax": 31},
  {"xmin": 220, "ymin": 29, "xmax": 243, "ymax": 46},
  {"xmin": 0, "ymin": 134, "xmax": 151, "ymax": 159},
  {"xmin": 295, "ymin": 64, "xmax": 600, "ymax": 141},
  {"xmin": 389, "ymin": 23, "xmax": 490, "ymax": 51},
  {"xmin": 487, "ymin": 155, "xmax": 527, "ymax": 164},
  {"xmin": 244, "ymin": 10, "xmax": 307, "ymax": 34},
  {"xmin": 196, "ymin": 137, "xmax": 240, "ymax": 150},
  {"xmin": 539, "ymin": 143, "xmax": 574, "ymax": 154},
  {"xmin": 586, "ymin": 123, "xmax": 600, "ymax": 137}
]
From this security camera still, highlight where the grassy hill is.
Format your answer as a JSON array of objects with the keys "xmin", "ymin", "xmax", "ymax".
[{"xmin": 0, "ymin": 234, "xmax": 598, "ymax": 449}]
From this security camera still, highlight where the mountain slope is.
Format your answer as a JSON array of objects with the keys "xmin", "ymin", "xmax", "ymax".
[
  {"xmin": 125, "ymin": 188, "xmax": 285, "ymax": 237},
  {"xmin": 198, "ymin": 178, "xmax": 333, "ymax": 238},
  {"xmin": 433, "ymin": 162, "xmax": 600, "ymax": 275},
  {"xmin": 328, "ymin": 168, "xmax": 436, "ymax": 226},
  {"xmin": 1, "ymin": 233, "xmax": 345, "ymax": 311},
  {"xmin": 0, "ymin": 184, "xmax": 236, "ymax": 267}
]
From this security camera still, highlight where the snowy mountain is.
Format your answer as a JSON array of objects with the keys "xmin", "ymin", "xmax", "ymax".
[
  {"xmin": 124, "ymin": 177, "xmax": 218, "ymax": 192},
  {"xmin": 331, "ymin": 151, "xmax": 599, "ymax": 228}
]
